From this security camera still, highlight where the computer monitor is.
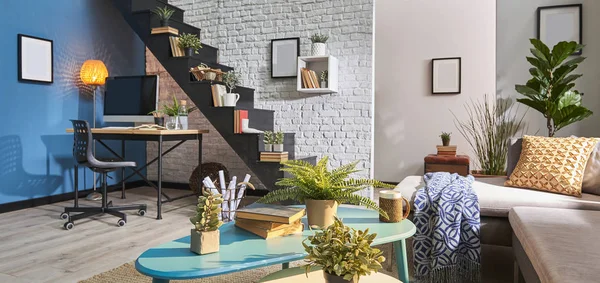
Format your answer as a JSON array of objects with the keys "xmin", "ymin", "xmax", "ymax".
[{"xmin": 103, "ymin": 75, "xmax": 159, "ymax": 123}]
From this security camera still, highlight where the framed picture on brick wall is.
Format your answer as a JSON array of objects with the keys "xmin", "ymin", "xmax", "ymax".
[{"xmin": 271, "ymin": 37, "xmax": 299, "ymax": 78}]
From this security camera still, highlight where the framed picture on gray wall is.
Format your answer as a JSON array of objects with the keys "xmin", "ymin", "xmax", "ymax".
[
  {"xmin": 271, "ymin": 37, "xmax": 300, "ymax": 78},
  {"xmin": 18, "ymin": 34, "xmax": 53, "ymax": 83},
  {"xmin": 432, "ymin": 57, "xmax": 461, "ymax": 94},
  {"xmin": 537, "ymin": 4, "xmax": 582, "ymax": 55}
]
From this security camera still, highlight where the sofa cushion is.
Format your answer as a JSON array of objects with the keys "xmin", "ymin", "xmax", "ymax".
[
  {"xmin": 582, "ymin": 140, "xmax": 600, "ymax": 195},
  {"xmin": 395, "ymin": 175, "xmax": 600, "ymax": 217},
  {"xmin": 505, "ymin": 135, "xmax": 599, "ymax": 197},
  {"xmin": 509, "ymin": 207, "xmax": 600, "ymax": 283}
]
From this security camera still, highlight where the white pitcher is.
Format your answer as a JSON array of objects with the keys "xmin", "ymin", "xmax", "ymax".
[{"xmin": 223, "ymin": 93, "xmax": 240, "ymax": 107}]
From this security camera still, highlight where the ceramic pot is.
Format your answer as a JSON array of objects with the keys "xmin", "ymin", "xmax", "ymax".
[
  {"xmin": 321, "ymin": 80, "xmax": 328, "ymax": 88},
  {"xmin": 154, "ymin": 117, "xmax": 165, "ymax": 127},
  {"xmin": 185, "ymin": 47, "xmax": 194, "ymax": 57},
  {"xmin": 305, "ymin": 199, "xmax": 338, "ymax": 228},
  {"xmin": 264, "ymin": 144, "xmax": 273, "ymax": 152},
  {"xmin": 179, "ymin": 116, "xmax": 189, "ymax": 130},
  {"xmin": 323, "ymin": 271, "xmax": 356, "ymax": 283},
  {"xmin": 190, "ymin": 229, "xmax": 220, "ymax": 255},
  {"xmin": 160, "ymin": 19, "xmax": 169, "ymax": 27},
  {"xmin": 223, "ymin": 93, "xmax": 240, "ymax": 107},
  {"xmin": 311, "ymin": 43, "xmax": 327, "ymax": 56},
  {"xmin": 273, "ymin": 144, "xmax": 284, "ymax": 152},
  {"xmin": 442, "ymin": 139, "xmax": 450, "ymax": 146}
]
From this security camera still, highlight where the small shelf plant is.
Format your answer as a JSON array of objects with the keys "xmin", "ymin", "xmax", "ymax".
[
  {"xmin": 440, "ymin": 132, "xmax": 451, "ymax": 146},
  {"xmin": 320, "ymin": 70, "xmax": 328, "ymax": 88},
  {"xmin": 152, "ymin": 6, "xmax": 175, "ymax": 27},
  {"xmin": 263, "ymin": 131, "xmax": 274, "ymax": 152},
  {"xmin": 303, "ymin": 217, "xmax": 385, "ymax": 283},
  {"xmin": 273, "ymin": 132, "xmax": 284, "ymax": 152},
  {"xmin": 178, "ymin": 33, "xmax": 202, "ymax": 56},
  {"xmin": 310, "ymin": 34, "xmax": 329, "ymax": 56},
  {"xmin": 222, "ymin": 70, "xmax": 241, "ymax": 93},
  {"xmin": 189, "ymin": 189, "xmax": 223, "ymax": 255}
]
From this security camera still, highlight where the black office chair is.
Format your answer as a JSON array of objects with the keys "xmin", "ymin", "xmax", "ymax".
[{"xmin": 60, "ymin": 120, "xmax": 147, "ymax": 230}]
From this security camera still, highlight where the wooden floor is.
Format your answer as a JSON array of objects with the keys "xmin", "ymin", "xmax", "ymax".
[{"xmin": 0, "ymin": 187, "xmax": 214, "ymax": 283}]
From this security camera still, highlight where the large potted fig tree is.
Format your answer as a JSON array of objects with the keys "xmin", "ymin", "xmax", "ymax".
[
  {"xmin": 258, "ymin": 157, "xmax": 392, "ymax": 228},
  {"xmin": 515, "ymin": 39, "xmax": 592, "ymax": 137}
]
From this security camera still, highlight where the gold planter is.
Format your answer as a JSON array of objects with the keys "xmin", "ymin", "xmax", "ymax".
[
  {"xmin": 305, "ymin": 199, "xmax": 338, "ymax": 228},
  {"xmin": 190, "ymin": 229, "xmax": 220, "ymax": 255}
]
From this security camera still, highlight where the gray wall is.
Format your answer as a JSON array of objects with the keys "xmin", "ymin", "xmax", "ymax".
[
  {"xmin": 497, "ymin": 0, "xmax": 600, "ymax": 137},
  {"xmin": 169, "ymin": 0, "xmax": 375, "ymax": 179}
]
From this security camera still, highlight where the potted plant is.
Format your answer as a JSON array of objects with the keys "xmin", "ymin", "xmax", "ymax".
[
  {"xmin": 273, "ymin": 132, "xmax": 284, "ymax": 152},
  {"xmin": 149, "ymin": 110, "xmax": 165, "ymax": 126},
  {"xmin": 189, "ymin": 189, "xmax": 223, "ymax": 255},
  {"xmin": 515, "ymin": 39, "xmax": 592, "ymax": 137},
  {"xmin": 303, "ymin": 217, "xmax": 385, "ymax": 283},
  {"xmin": 263, "ymin": 131, "xmax": 274, "ymax": 152},
  {"xmin": 440, "ymin": 132, "xmax": 451, "ymax": 146},
  {"xmin": 320, "ymin": 70, "xmax": 328, "ymax": 88},
  {"xmin": 178, "ymin": 33, "xmax": 203, "ymax": 57},
  {"xmin": 311, "ymin": 34, "xmax": 329, "ymax": 56},
  {"xmin": 222, "ymin": 71, "xmax": 241, "ymax": 107},
  {"xmin": 152, "ymin": 6, "xmax": 175, "ymax": 27},
  {"xmin": 258, "ymin": 156, "xmax": 392, "ymax": 228},
  {"xmin": 161, "ymin": 95, "xmax": 183, "ymax": 130},
  {"xmin": 453, "ymin": 95, "xmax": 527, "ymax": 177}
]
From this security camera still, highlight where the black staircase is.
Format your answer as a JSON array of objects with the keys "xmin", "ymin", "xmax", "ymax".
[{"xmin": 112, "ymin": 0, "xmax": 316, "ymax": 192}]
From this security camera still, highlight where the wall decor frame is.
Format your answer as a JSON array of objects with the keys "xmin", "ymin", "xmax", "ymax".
[
  {"xmin": 432, "ymin": 57, "xmax": 461, "ymax": 94},
  {"xmin": 18, "ymin": 34, "xmax": 54, "ymax": 83},
  {"xmin": 537, "ymin": 4, "xmax": 583, "ymax": 55},
  {"xmin": 271, "ymin": 37, "xmax": 300, "ymax": 78}
]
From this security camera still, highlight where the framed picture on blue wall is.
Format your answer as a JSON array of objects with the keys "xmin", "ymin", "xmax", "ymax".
[{"xmin": 18, "ymin": 34, "xmax": 53, "ymax": 83}]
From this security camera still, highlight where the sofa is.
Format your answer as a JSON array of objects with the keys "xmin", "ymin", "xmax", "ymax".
[{"xmin": 394, "ymin": 139, "xmax": 600, "ymax": 282}]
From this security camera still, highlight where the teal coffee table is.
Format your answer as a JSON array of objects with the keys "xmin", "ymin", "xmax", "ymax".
[{"xmin": 136, "ymin": 206, "xmax": 416, "ymax": 283}]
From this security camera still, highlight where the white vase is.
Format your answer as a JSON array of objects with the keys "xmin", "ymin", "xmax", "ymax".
[
  {"xmin": 179, "ymin": 116, "xmax": 188, "ymax": 130},
  {"xmin": 321, "ymin": 81, "xmax": 327, "ymax": 88},
  {"xmin": 223, "ymin": 93, "xmax": 240, "ymax": 107},
  {"xmin": 264, "ymin": 144, "xmax": 273, "ymax": 152},
  {"xmin": 273, "ymin": 144, "xmax": 284, "ymax": 152},
  {"xmin": 311, "ymin": 43, "xmax": 327, "ymax": 56}
]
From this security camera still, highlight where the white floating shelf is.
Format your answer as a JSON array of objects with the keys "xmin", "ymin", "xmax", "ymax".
[{"xmin": 297, "ymin": 55, "xmax": 338, "ymax": 94}]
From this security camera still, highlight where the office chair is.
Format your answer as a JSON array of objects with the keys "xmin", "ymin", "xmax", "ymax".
[{"xmin": 60, "ymin": 120, "xmax": 147, "ymax": 230}]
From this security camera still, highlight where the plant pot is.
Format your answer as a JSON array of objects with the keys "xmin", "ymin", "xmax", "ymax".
[
  {"xmin": 323, "ymin": 271, "xmax": 356, "ymax": 283},
  {"xmin": 311, "ymin": 43, "xmax": 327, "ymax": 56},
  {"xmin": 160, "ymin": 19, "xmax": 169, "ymax": 27},
  {"xmin": 273, "ymin": 144, "xmax": 284, "ymax": 152},
  {"xmin": 305, "ymin": 199, "xmax": 338, "ymax": 228},
  {"xmin": 166, "ymin": 116, "xmax": 182, "ymax": 130},
  {"xmin": 264, "ymin": 144, "xmax": 273, "ymax": 152},
  {"xmin": 223, "ymin": 93, "xmax": 240, "ymax": 107},
  {"xmin": 179, "ymin": 116, "xmax": 189, "ymax": 130},
  {"xmin": 442, "ymin": 139, "xmax": 450, "ymax": 146},
  {"xmin": 321, "ymin": 80, "xmax": 328, "ymax": 88},
  {"xmin": 154, "ymin": 117, "xmax": 165, "ymax": 127},
  {"xmin": 185, "ymin": 47, "xmax": 194, "ymax": 57},
  {"xmin": 190, "ymin": 229, "xmax": 220, "ymax": 255}
]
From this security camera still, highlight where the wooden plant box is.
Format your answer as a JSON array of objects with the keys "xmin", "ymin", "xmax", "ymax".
[
  {"xmin": 151, "ymin": 26, "xmax": 179, "ymax": 35},
  {"xmin": 424, "ymin": 154, "xmax": 470, "ymax": 177}
]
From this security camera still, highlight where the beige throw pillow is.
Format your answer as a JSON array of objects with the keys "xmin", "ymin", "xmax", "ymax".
[
  {"xmin": 582, "ymin": 141, "xmax": 600, "ymax": 195},
  {"xmin": 505, "ymin": 135, "xmax": 599, "ymax": 197}
]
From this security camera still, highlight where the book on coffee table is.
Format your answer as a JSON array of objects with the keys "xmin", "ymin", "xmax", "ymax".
[
  {"xmin": 234, "ymin": 219, "xmax": 304, "ymax": 239},
  {"xmin": 235, "ymin": 203, "xmax": 305, "ymax": 224}
]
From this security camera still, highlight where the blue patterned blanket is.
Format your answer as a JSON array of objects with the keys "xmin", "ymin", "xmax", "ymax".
[{"xmin": 413, "ymin": 172, "xmax": 481, "ymax": 283}]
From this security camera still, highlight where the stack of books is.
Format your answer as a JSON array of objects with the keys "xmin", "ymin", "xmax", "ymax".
[
  {"xmin": 235, "ymin": 203, "xmax": 305, "ymax": 239},
  {"xmin": 234, "ymin": 110, "xmax": 248, "ymax": 133},
  {"xmin": 260, "ymin": 152, "xmax": 289, "ymax": 162},
  {"xmin": 300, "ymin": 68, "xmax": 321, "ymax": 88},
  {"xmin": 436, "ymin": 145, "xmax": 457, "ymax": 156}
]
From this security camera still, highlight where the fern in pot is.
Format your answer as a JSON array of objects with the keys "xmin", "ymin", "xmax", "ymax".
[
  {"xmin": 258, "ymin": 156, "xmax": 392, "ymax": 228},
  {"xmin": 311, "ymin": 34, "xmax": 329, "ymax": 56},
  {"xmin": 303, "ymin": 217, "xmax": 385, "ymax": 283},
  {"xmin": 178, "ymin": 33, "xmax": 202, "ymax": 56},
  {"xmin": 152, "ymin": 6, "xmax": 175, "ymax": 27}
]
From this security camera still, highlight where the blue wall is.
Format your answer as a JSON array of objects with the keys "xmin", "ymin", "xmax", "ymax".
[{"xmin": 0, "ymin": 0, "xmax": 146, "ymax": 205}]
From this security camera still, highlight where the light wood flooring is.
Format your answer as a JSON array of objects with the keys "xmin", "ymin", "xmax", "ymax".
[{"xmin": 0, "ymin": 187, "xmax": 213, "ymax": 283}]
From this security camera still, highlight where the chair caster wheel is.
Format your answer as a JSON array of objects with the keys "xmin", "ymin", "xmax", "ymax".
[
  {"xmin": 138, "ymin": 210, "xmax": 146, "ymax": 216},
  {"xmin": 117, "ymin": 219, "xmax": 126, "ymax": 227},
  {"xmin": 60, "ymin": 212, "xmax": 69, "ymax": 220},
  {"xmin": 64, "ymin": 222, "xmax": 74, "ymax": 230}
]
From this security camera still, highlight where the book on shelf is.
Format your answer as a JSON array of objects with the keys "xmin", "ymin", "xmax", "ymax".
[
  {"xmin": 310, "ymin": 70, "xmax": 320, "ymax": 88},
  {"xmin": 211, "ymin": 84, "xmax": 227, "ymax": 107},
  {"xmin": 151, "ymin": 26, "xmax": 179, "ymax": 35},
  {"xmin": 302, "ymin": 68, "xmax": 321, "ymax": 89},
  {"xmin": 235, "ymin": 219, "xmax": 304, "ymax": 239},
  {"xmin": 436, "ymin": 145, "xmax": 457, "ymax": 156},
  {"xmin": 235, "ymin": 203, "xmax": 305, "ymax": 224},
  {"xmin": 169, "ymin": 36, "xmax": 184, "ymax": 57},
  {"xmin": 233, "ymin": 110, "xmax": 248, "ymax": 134}
]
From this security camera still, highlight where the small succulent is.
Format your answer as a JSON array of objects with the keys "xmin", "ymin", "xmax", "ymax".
[
  {"xmin": 178, "ymin": 33, "xmax": 203, "ymax": 54},
  {"xmin": 152, "ymin": 6, "xmax": 175, "ymax": 21},
  {"xmin": 222, "ymin": 71, "xmax": 241, "ymax": 93},
  {"xmin": 190, "ymin": 189, "xmax": 224, "ymax": 232},
  {"xmin": 303, "ymin": 217, "xmax": 385, "ymax": 281},
  {"xmin": 320, "ymin": 70, "xmax": 328, "ymax": 82},
  {"xmin": 263, "ymin": 131, "xmax": 274, "ymax": 144},
  {"xmin": 440, "ymin": 132, "xmax": 451, "ymax": 145},
  {"xmin": 274, "ymin": 132, "xmax": 284, "ymax": 144},
  {"xmin": 310, "ymin": 34, "xmax": 329, "ymax": 43}
]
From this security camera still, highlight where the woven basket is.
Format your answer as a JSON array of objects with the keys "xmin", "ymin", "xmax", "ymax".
[{"xmin": 190, "ymin": 66, "xmax": 223, "ymax": 82}]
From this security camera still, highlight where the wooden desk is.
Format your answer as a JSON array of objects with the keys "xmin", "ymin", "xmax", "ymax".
[{"xmin": 66, "ymin": 128, "xmax": 209, "ymax": 219}]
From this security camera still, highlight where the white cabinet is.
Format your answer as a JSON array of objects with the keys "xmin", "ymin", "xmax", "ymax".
[{"xmin": 297, "ymin": 56, "xmax": 338, "ymax": 94}]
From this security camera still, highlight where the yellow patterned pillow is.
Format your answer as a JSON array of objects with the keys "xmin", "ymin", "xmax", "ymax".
[{"xmin": 505, "ymin": 135, "xmax": 599, "ymax": 197}]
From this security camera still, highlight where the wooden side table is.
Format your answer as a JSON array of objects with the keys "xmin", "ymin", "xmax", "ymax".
[
  {"xmin": 424, "ymin": 154, "xmax": 470, "ymax": 176},
  {"xmin": 259, "ymin": 267, "xmax": 402, "ymax": 283}
]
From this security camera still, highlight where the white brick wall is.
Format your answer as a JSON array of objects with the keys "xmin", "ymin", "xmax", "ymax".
[{"xmin": 169, "ymin": 0, "xmax": 374, "ymax": 177}]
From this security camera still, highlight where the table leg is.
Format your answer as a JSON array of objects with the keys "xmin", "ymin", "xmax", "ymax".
[
  {"xmin": 282, "ymin": 262, "xmax": 289, "ymax": 269},
  {"xmin": 121, "ymin": 140, "xmax": 126, "ymax": 199},
  {"xmin": 198, "ymin": 135, "xmax": 202, "ymax": 192},
  {"xmin": 152, "ymin": 278, "xmax": 169, "ymax": 283},
  {"xmin": 74, "ymin": 165, "xmax": 79, "ymax": 208},
  {"xmin": 157, "ymin": 136, "xmax": 163, "ymax": 220},
  {"xmin": 393, "ymin": 239, "xmax": 410, "ymax": 283}
]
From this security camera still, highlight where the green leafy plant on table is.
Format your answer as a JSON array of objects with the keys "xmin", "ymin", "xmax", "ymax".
[
  {"xmin": 178, "ymin": 33, "xmax": 203, "ymax": 55},
  {"xmin": 258, "ymin": 156, "xmax": 393, "ymax": 228},
  {"xmin": 515, "ymin": 39, "xmax": 592, "ymax": 137},
  {"xmin": 453, "ymin": 94, "xmax": 527, "ymax": 176},
  {"xmin": 189, "ymin": 189, "xmax": 223, "ymax": 255},
  {"xmin": 152, "ymin": 6, "xmax": 175, "ymax": 26},
  {"xmin": 303, "ymin": 217, "xmax": 385, "ymax": 283}
]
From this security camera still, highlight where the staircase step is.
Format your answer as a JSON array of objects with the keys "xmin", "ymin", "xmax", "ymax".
[
  {"xmin": 189, "ymin": 81, "xmax": 254, "ymax": 109},
  {"xmin": 184, "ymin": 57, "xmax": 232, "ymax": 72},
  {"xmin": 131, "ymin": 0, "xmax": 184, "ymax": 22},
  {"xmin": 199, "ymin": 108, "xmax": 274, "ymax": 133},
  {"xmin": 146, "ymin": 33, "xmax": 219, "ymax": 67}
]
